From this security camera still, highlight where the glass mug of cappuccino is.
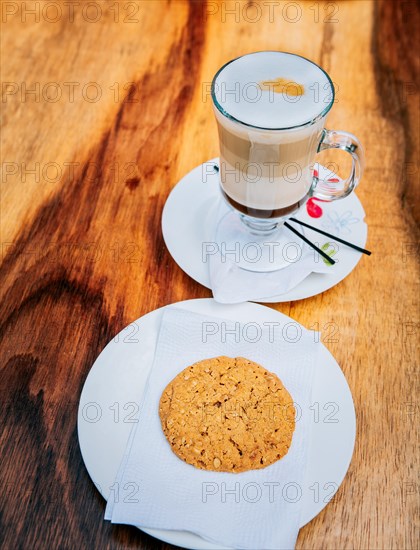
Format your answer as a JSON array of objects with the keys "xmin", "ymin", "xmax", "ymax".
[{"xmin": 211, "ymin": 51, "xmax": 364, "ymax": 244}]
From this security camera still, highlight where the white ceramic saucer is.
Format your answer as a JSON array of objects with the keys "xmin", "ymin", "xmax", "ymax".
[
  {"xmin": 162, "ymin": 159, "xmax": 368, "ymax": 302},
  {"xmin": 78, "ymin": 298, "xmax": 356, "ymax": 550}
]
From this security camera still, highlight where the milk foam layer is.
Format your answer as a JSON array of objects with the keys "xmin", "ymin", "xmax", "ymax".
[{"xmin": 213, "ymin": 51, "xmax": 333, "ymax": 129}]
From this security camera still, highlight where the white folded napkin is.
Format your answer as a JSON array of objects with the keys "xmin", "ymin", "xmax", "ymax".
[
  {"xmin": 105, "ymin": 307, "xmax": 320, "ymax": 550},
  {"xmin": 209, "ymin": 224, "xmax": 332, "ymax": 304}
]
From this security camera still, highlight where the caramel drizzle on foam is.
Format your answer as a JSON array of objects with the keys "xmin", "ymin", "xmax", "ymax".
[{"xmin": 259, "ymin": 77, "xmax": 304, "ymax": 96}]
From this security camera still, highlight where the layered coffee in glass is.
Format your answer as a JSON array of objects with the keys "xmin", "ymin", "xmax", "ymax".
[{"xmin": 211, "ymin": 51, "xmax": 364, "ymax": 269}]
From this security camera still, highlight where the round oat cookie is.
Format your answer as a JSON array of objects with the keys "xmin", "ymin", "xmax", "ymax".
[{"xmin": 159, "ymin": 356, "xmax": 295, "ymax": 473}]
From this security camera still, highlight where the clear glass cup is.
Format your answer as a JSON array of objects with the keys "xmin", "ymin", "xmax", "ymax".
[{"xmin": 211, "ymin": 51, "xmax": 364, "ymax": 270}]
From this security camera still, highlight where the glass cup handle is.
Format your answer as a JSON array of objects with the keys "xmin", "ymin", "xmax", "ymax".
[{"xmin": 310, "ymin": 129, "xmax": 365, "ymax": 201}]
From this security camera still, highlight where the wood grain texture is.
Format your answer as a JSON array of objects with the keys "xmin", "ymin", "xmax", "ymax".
[{"xmin": 1, "ymin": 1, "xmax": 418, "ymax": 549}]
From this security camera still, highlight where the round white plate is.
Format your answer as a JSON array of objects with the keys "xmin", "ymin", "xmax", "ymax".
[
  {"xmin": 162, "ymin": 159, "xmax": 368, "ymax": 302},
  {"xmin": 78, "ymin": 298, "xmax": 356, "ymax": 550}
]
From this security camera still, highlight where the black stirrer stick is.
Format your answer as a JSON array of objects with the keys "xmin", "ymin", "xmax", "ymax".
[
  {"xmin": 284, "ymin": 221, "xmax": 336, "ymax": 265},
  {"xmin": 289, "ymin": 217, "xmax": 371, "ymax": 256}
]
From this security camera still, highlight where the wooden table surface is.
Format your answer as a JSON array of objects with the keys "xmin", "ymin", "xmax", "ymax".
[{"xmin": 1, "ymin": 1, "xmax": 419, "ymax": 548}]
